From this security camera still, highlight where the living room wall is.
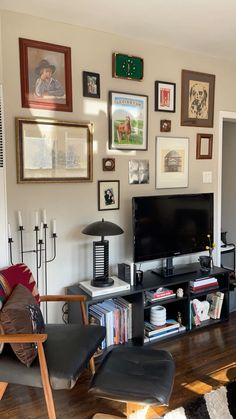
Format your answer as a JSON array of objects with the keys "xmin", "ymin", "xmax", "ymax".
[{"xmin": 1, "ymin": 10, "xmax": 236, "ymax": 319}]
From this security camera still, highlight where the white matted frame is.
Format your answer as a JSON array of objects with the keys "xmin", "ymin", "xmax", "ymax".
[
  {"xmin": 156, "ymin": 136, "xmax": 189, "ymax": 189},
  {"xmin": 98, "ymin": 180, "xmax": 120, "ymax": 211}
]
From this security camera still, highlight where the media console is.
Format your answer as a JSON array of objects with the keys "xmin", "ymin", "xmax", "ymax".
[{"xmin": 67, "ymin": 263, "xmax": 230, "ymax": 347}]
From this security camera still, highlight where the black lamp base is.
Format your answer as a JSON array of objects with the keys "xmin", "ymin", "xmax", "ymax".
[{"xmin": 91, "ymin": 277, "xmax": 114, "ymax": 288}]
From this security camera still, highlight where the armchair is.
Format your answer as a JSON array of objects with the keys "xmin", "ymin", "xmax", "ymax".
[{"xmin": 0, "ymin": 270, "xmax": 105, "ymax": 419}]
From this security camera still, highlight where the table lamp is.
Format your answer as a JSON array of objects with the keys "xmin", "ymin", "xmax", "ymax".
[{"xmin": 82, "ymin": 218, "xmax": 124, "ymax": 287}]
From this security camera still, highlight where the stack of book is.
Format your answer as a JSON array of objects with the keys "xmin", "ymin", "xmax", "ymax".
[
  {"xmin": 144, "ymin": 319, "xmax": 183, "ymax": 342},
  {"xmin": 206, "ymin": 291, "xmax": 224, "ymax": 319},
  {"xmin": 145, "ymin": 287, "xmax": 176, "ymax": 303},
  {"xmin": 88, "ymin": 297, "xmax": 132, "ymax": 349},
  {"xmin": 190, "ymin": 277, "xmax": 219, "ymax": 293}
]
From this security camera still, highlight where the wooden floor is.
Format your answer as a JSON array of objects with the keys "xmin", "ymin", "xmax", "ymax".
[{"xmin": 0, "ymin": 312, "xmax": 236, "ymax": 419}]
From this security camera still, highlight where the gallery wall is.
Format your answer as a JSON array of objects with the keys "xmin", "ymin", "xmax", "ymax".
[{"xmin": 1, "ymin": 10, "xmax": 236, "ymax": 320}]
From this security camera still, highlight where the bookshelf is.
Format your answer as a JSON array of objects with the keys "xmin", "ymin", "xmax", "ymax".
[{"xmin": 67, "ymin": 263, "xmax": 230, "ymax": 347}]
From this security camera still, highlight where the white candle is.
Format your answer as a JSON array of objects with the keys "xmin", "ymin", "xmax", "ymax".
[
  {"xmin": 52, "ymin": 219, "xmax": 56, "ymax": 234},
  {"xmin": 39, "ymin": 222, "xmax": 43, "ymax": 241},
  {"xmin": 18, "ymin": 211, "xmax": 23, "ymax": 227},
  {"xmin": 43, "ymin": 209, "xmax": 47, "ymax": 225},
  {"xmin": 8, "ymin": 223, "xmax": 12, "ymax": 238},
  {"xmin": 35, "ymin": 211, "xmax": 39, "ymax": 228}
]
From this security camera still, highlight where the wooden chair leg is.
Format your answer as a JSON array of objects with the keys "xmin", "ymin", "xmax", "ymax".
[
  {"xmin": 37, "ymin": 342, "xmax": 56, "ymax": 419},
  {"xmin": 126, "ymin": 402, "xmax": 149, "ymax": 419},
  {"xmin": 89, "ymin": 356, "xmax": 95, "ymax": 374},
  {"xmin": 0, "ymin": 382, "xmax": 8, "ymax": 400}
]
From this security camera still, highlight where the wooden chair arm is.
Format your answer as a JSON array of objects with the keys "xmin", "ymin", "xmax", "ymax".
[
  {"xmin": 40, "ymin": 295, "xmax": 87, "ymax": 302},
  {"xmin": 0, "ymin": 333, "xmax": 48, "ymax": 343}
]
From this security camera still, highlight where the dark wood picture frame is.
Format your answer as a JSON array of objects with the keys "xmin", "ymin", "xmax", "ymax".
[
  {"xmin": 181, "ymin": 69, "xmax": 215, "ymax": 127},
  {"xmin": 155, "ymin": 81, "xmax": 176, "ymax": 112},
  {"xmin": 19, "ymin": 38, "xmax": 72, "ymax": 112},
  {"xmin": 16, "ymin": 117, "xmax": 93, "ymax": 183},
  {"xmin": 98, "ymin": 180, "xmax": 120, "ymax": 211},
  {"xmin": 196, "ymin": 133, "xmax": 213, "ymax": 159},
  {"xmin": 160, "ymin": 119, "xmax": 171, "ymax": 132},
  {"xmin": 102, "ymin": 158, "xmax": 115, "ymax": 171},
  {"xmin": 82, "ymin": 71, "xmax": 100, "ymax": 98}
]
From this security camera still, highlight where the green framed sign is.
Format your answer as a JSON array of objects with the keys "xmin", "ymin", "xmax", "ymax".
[{"xmin": 112, "ymin": 53, "xmax": 144, "ymax": 81}]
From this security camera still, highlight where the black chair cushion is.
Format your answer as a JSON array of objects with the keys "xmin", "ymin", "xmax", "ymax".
[
  {"xmin": 89, "ymin": 346, "xmax": 175, "ymax": 405},
  {"xmin": 0, "ymin": 324, "xmax": 105, "ymax": 390}
]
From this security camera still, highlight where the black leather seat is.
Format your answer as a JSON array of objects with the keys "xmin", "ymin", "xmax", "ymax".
[{"xmin": 89, "ymin": 346, "xmax": 175, "ymax": 411}]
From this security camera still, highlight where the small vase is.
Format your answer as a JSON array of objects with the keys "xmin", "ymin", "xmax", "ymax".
[{"xmin": 199, "ymin": 255, "xmax": 212, "ymax": 272}]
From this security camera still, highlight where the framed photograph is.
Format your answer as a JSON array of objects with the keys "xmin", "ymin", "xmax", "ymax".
[
  {"xmin": 98, "ymin": 180, "xmax": 120, "ymax": 211},
  {"xmin": 155, "ymin": 81, "xmax": 176, "ymax": 112},
  {"xmin": 83, "ymin": 71, "xmax": 100, "ymax": 98},
  {"xmin": 160, "ymin": 119, "xmax": 171, "ymax": 132},
  {"xmin": 108, "ymin": 91, "xmax": 148, "ymax": 150},
  {"xmin": 156, "ymin": 136, "xmax": 189, "ymax": 189},
  {"xmin": 128, "ymin": 159, "xmax": 149, "ymax": 184},
  {"xmin": 181, "ymin": 69, "xmax": 215, "ymax": 127},
  {"xmin": 196, "ymin": 133, "xmax": 213, "ymax": 159},
  {"xmin": 16, "ymin": 118, "xmax": 93, "ymax": 183},
  {"xmin": 102, "ymin": 158, "xmax": 115, "ymax": 171},
  {"xmin": 19, "ymin": 38, "xmax": 72, "ymax": 112}
]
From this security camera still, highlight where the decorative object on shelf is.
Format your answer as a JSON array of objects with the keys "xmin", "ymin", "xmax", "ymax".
[
  {"xmin": 102, "ymin": 158, "xmax": 115, "ymax": 171},
  {"xmin": 155, "ymin": 136, "xmax": 189, "ymax": 189},
  {"xmin": 155, "ymin": 81, "xmax": 176, "ymax": 112},
  {"xmin": 7, "ymin": 209, "xmax": 57, "ymax": 322},
  {"xmin": 177, "ymin": 311, "xmax": 182, "ymax": 326},
  {"xmin": 160, "ymin": 119, "xmax": 171, "ymax": 132},
  {"xmin": 199, "ymin": 255, "xmax": 212, "ymax": 272},
  {"xmin": 192, "ymin": 298, "xmax": 210, "ymax": 321},
  {"xmin": 108, "ymin": 91, "xmax": 148, "ymax": 150},
  {"xmin": 128, "ymin": 159, "xmax": 149, "ymax": 184},
  {"xmin": 135, "ymin": 269, "xmax": 143, "ymax": 285},
  {"xmin": 221, "ymin": 231, "xmax": 228, "ymax": 246},
  {"xmin": 196, "ymin": 133, "xmax": 213, "ymax": 159},
  {"xmin": 19, "ymin": 38, "xmax": 72, "ymax": 112},
  {"xmin": 150, "ymin": 305, "xmax": 166, "ymax": 326},
  {"xmin": 98, "ymin": 180, "xmax": 120, "ymax": 211},
  {"xmin": 181, "ymin": 69, "xmax": 215, "ymax": 127},
  {"xmin": 177, "ymin": 288, "xmax": 184, "ymax": 298},
  {"xmin": 82, "ymin": 71, "xmax": 100, "ymax": 98},
  {"xmin": 206, "ymin": 234, "xmax": 215, "ymax": 259},
  {"xmin": 112, "ymin": 53, "xmax": 143, "ymax": 81},
  {"xmin": 16, "ymin": 118, "xmax": 93, "ymax": 183},
  {"xmin": 82, "ymin": 218, "xmax": 124, "ymax": 287}
]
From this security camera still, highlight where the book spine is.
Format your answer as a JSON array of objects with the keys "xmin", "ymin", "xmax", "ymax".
[{"xmin": 147, "ymin": 290, "xmax": 173, "ymax": 298}]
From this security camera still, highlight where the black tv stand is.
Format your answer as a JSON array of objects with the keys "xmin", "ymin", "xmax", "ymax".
[{"xmin": 152, "ymin": 258, "xmax": 197, "ymax": 278}]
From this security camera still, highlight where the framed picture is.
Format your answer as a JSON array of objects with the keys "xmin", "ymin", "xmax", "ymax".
[
  {"xmin": 19, "ymin": 38, "xmax": 72, "ymax": 112},
  {"xmin": 160, "ymin": 119, "xmax": 171, "ymax": 132},
  {"xmin": 83, "ymin": 71, "xmax": 100, "ymax": 98},
  {"xmin": 102, "ymin": 158, "xmax": 115, "ymax": 171},
  {"xmin": 155, "ymin": 81, "xmax": 176, "ymax": 112},
  {"xmin": 156, "ymin": 136, "xmax": 189, "ymax": 189},
  {"xmin": 196, "ymin": 133, "xmax": 213, "ymax": 159},
  {"xmin": 16, "ymin": 118, "xmax": 93, "ymax": 183},
  {"xmin": 181, "ymin": 69, "xmax": 215, "ymax": 127},
  {"xmin": 98, "ymin": 180, "xmax": 120, "ymax": 211},
  {"xmin": 128, "ymin": 159, "xmax": 149, "ymax": 184},
  {"xmin": 108, "ymin": 91, "xmax": 148, "ymax": 150}
]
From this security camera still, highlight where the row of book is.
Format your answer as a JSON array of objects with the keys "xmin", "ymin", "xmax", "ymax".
[
  {"xmin": 145, "ymin": 287, "xmax": 176, "ymax": 303},
  {"xmin": 144, "ymin": 319, "xmax": 186, "ymax": 343},
  {"xmin": 190, "ymin": 277, "xmax": 219, "ymax": 293},
  {"xmin": 191, "ymin": 291, "xmax": 224, "ymax": 326},
  {"xmin": 88, "ymin": 297, "xmax": 132, "ymax": 349}
]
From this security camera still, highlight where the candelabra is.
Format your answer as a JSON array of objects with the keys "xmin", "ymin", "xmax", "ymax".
[{"xmin": 8, "ymin": 210, "xmax": 57, "ymax": 322}]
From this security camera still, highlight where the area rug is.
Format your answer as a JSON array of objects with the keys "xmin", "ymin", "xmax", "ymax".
[{"xmin": 163, "ymin": 380, "xmax": 236, "ymax": 419}]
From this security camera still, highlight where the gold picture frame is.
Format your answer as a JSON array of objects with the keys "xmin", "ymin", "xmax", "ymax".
[{"xmin": 16, "ymin": 118, "xmax": 93, "ymax": 183}]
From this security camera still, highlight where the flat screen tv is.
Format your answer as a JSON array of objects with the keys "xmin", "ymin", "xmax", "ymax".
[{"xmin": 132, "ymin": 193, "xmax": 213, "ymax": 277}]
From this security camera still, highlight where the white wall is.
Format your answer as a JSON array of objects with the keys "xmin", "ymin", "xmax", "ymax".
[{"xmin": 1, "ymin": 10, "xmax": 236, "ymax": 319}]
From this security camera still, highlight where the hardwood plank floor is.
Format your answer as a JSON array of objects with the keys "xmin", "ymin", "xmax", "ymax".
[{"xmin": 0, "ymin": 313, "xmax": 235, "ymax": 419}]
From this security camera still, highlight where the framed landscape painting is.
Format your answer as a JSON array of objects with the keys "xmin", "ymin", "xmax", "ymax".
[
  {"xmin": 156, "ymin": 136, "xmax": 189, "ymax": 189},
  {"xmin": 108, "ymin": 91, "xmax": 148, "ymax": 150},
  {"xmin": 19, "ymin": 38, "xmax": 72, "ymax": 112},
  {"xmin": 181, "ymin": 69, "xmax": 215, "ymax": 127}
]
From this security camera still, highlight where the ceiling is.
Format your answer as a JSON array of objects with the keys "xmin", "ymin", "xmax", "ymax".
[{"xmin": 1, "ymin": 0, "xmax": 236, "ymax": 62}]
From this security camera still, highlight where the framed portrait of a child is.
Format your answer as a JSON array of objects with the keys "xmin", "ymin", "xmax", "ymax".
[{"xmin": 19, "ymin": 38, "xmax": 72, "ymax": 112}]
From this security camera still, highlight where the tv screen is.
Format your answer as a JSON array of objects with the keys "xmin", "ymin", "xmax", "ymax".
[{"xmin": 132, "ymin": 193, "xmax": 213, "ymax": 265}]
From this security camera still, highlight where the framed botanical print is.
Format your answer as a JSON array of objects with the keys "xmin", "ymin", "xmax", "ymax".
[
  {"xmin": 156, "ymin": 136, "xmax": 189, "ymax": 189},
  {"xmin": 19, "ymin": 38, "xmax": 72, "ymax": 112},
  {"xmin": 82, "ymin": 71, "xmax": 100, "ymax": 98},
  {"xmin": 108, "ymin": 91, "xmax": 148, "ymax": 150},
  {"xmin": 155, "ymin": 81, "xmax": 176, "ymax": 112},
  {"xmin": 181, "ymin": 69, "xmax": 215, "ymax": 127},
  {"xmin": 98, "ymin": 180, "xmax": 120, "ymax": 211}
]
